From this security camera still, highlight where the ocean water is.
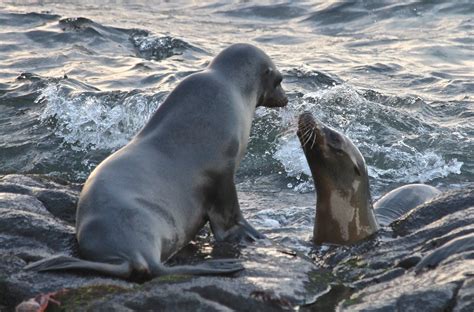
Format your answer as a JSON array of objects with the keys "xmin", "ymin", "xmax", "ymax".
[{"xmin": 1, "ymin": 1, "xmax": 473, "ymax": 250}]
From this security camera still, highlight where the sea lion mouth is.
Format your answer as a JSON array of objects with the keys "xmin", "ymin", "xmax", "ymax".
[
  {"xmin": 257, "ymin": 92, "xmax": 288, "ymax": 108},
  {"xmin": 263, "ymin": 91, "xmax": 288, "ymax": 108},
  {"xmin": 297, "ymin": 112, "xmax": 322, "ymax": 149}
]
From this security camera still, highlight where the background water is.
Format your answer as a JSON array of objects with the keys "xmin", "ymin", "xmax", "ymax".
[{"xmin": 1, "ymin": 1, "xmax": 473, "ymax": 249}]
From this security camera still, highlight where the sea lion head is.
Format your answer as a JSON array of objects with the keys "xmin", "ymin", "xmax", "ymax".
[
  {"xmin": 297, "ymin": 111, "xmax": 376, "ymax": 245},
  {"xmin": 209, "ymin": 43, "xmax": 288, "ymax": 108},
  {"xmin": 297, "ymin": 112, "xmax": 368, "ymax": 187}
]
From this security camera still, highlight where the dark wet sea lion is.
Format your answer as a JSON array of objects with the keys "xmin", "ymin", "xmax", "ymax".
[
  {"xmin": 26, "ymin": 43, "xmax": 288, "ymax": 280},
  {"xmin": 297, "ymin": 112, "xmax": 440, "ymax": 245},
  {"xmin": 374, "ymin": 183, "xmax": 440, "ymax": 227}
]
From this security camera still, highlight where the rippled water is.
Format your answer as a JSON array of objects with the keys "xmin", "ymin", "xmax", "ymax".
[{"xmin": 1, "ymin": 1, "xmax": 473, "ymax": 245}]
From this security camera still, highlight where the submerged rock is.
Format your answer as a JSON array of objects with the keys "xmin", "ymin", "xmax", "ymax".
[{"xmin": 0, "ymin": 174, "xmax": 473, "ymax": 311}]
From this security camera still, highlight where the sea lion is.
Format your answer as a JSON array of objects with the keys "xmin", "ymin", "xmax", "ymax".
[
  {"xmin": 26, "ymin": 43, "xmax": 288, "ymax": 280},
  {"xmin": 374, "ymin": 183, "xmax": 441, "ymax": 227},
  {"xmin": 297, "ymin": 112, "xmax": 440, "ymax": 245}
]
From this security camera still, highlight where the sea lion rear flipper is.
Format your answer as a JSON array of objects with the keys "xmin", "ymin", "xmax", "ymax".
[
  {"xmin": 26, "ymin": 256, "xmax": 243, "ymax": 279},
  {"xmin": 25, "ymin": 256, "xmax": 131, "ymax": 279}
]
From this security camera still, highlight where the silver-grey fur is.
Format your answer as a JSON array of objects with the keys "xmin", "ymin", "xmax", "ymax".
[{"xmin": 26, "ymin": 43, "xmax": 288, "ymax": 280}]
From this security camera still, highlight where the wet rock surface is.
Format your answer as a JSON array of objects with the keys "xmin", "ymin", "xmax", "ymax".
[
  {"xmin": 321, "ymin": 188, "xmax": 474, "ymax": 311},
  {"xmin": 0, "ymin": 174, "xmax": 328, "ymax": 311},
  {"xmin": 0, "ymin": 175, "xmax": 473, "ymax": 311}
]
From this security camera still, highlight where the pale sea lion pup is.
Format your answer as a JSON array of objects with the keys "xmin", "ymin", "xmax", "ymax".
[
  {"xmin": 26, "ymin": 43, "xmax": 288, "ymax": 280},
  {"xmin": 297, "ymin": 112, "xmax": 440, "ymax": 245}
]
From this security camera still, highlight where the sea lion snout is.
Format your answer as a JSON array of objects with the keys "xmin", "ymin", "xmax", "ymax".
[
  {"xmin": 297, "ymin": 112, "xmax": 323, "ymax": 149},
  {"xmin": 260, "ymin": 81, "xmax": 288, "ymax": 108},
  {"xmin": 298, "ymin": 111, "xmax": 316, "ymax": 130}
]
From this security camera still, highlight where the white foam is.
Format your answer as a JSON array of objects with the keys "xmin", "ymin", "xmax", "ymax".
[
  {"xmin": 36, "ymin": 84, "xmax": 161, "ymax": 151},
  {"xmin": 273, "ymin": 135, "xmax": 311, "ymax": 178},
  {"xmin": 273, "ymin": 84, "xmax": 464, "ymax": 194},
  {"xmin": 256, "ymin": 218, "xmax": 281, "ymax": 228}
]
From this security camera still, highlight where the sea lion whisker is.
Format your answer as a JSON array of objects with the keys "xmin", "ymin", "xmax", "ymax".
[
  {"xmin": 302, "ymin": 133, "xmax": 310, "ymax": 147},
  {"xmin": 303, "ymin": 128, "xmax": 314, "ymax": 147},
  {"xmin": 300, "ymin": 128, "xmax": 311, "ymax": 146},
  {"xmin": 310, "ymin": 129, "xmax": 317, "ymax": 149},
  {"xmin": 300, "ymin": 121, "xmax": 314, "ymax": 132},
  {"xmin": 297, "ymin": 126, "xmax": 306, "ymax": 136},
  {"xmin": 299, "ymin": 125, "xmax": 312, "ymax": 136},
  {"xmin": 302, "ymin": 126, "xmax": 313, "ymax": 137}
]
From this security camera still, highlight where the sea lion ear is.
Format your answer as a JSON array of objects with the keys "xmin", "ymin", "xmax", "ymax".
[{"xmin": 354, "ymin": 165, "xmax": 361, "ymax": 176}]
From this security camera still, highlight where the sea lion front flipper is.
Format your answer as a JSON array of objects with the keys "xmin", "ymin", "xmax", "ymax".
[
  {"xmin": 209, "ymin": 214, "xmax": 265, "ymax": 243},
  {"xmin": 207, "ymin": 172, "xmax": 264, "ymax": 243},
  {"xmin": 222, "ymin": 219, "xmax": 266, "ymax": 243}
]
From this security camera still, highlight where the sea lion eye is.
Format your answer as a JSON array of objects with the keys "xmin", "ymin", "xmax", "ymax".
[
  {"xmin": 329, "ymin": 144, "xmax": 344, "ymax": 155},
  {"xmin": 329, "ymin": 131, "xmax": 340, "ymax": 143},
  {"xmin": 328, "ymin": 132, "xmax": 343, "ymax": 150}
]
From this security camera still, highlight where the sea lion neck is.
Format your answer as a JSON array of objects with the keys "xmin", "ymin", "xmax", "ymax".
[{"xmin": 313, "ymin": 165, "xmax": 378, "ymax": 245}]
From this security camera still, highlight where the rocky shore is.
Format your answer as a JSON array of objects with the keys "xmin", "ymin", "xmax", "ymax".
[{"xmin": 0, "ymin": 174, "xmax": 472, "ymax": 311}]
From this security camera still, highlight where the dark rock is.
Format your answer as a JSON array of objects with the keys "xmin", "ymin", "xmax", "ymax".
[
  {"xmin": 88, "ymin": 281, "xmax": 290, "ymax": 312},
  {"xmin": 0, "ymin": 183, "xmax": 31, "ymax": 196},
  {"xmin": 0, "ymin": 175, "xmax": 328, "ymax": 311},
  {"xmin": 0, "ymin": 192, "xmax": 50, "ymax": 216},
  {"xmin": 0, "ymin": 174, "xmax": 80, "ymax": 224},
  {"xmin": 0, "ymin": 175, "xmax": 47, "ymax": 189},
  {"xmin": 395, "ymin": 255, "xmax": 421, "ymax": 270},
  {"xmin": 1, "ymin": 175, "xmax": 473, "ymax": 311},
  {"xmin": 339, "ymin": 265, "xmax": 464, "ymax": 311},
  {"xmin": 415, "ymin": 232, "xmax": 474, "ymax": 273},
  {"xmin": 392, "ymin": 187, "xmax": 474, "ymax": 236},
  {"xmin": 33, "ymin": 189, "xmax": 78, "ymax": 224},
  {"xmin": 455, "ymin": 278, "xmax": 474, "ymax": 312},
  {"xmin": 352, "ymin": 268, "xmax": 405, "ymax": 288},
  {"xmin": 0, "ymin": 207, "xmax": 75, "ymax": 253},
  {"xmin": 331, "ymin": 186, "xmax": 474, "ymax": 311}
]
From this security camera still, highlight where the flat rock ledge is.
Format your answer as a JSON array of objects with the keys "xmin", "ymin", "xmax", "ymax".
[{"xmin": 0, "ymin": 174, "xmax": 472, "ymax": 311}]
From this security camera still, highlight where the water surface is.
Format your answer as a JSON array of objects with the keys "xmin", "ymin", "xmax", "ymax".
[{"xmin": 1, "ymin": 0, "xmax": 473, "ymax": 251}]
